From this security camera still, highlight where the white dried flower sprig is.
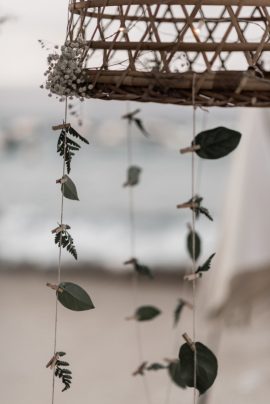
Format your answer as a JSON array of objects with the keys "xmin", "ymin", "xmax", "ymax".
[{"xmin": 40, "ymin": 39, "xmax": 94, "ymax": 102}]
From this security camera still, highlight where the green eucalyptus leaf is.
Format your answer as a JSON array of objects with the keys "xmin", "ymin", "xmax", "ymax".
[
  {"xmin": 57, "ymin": 282, "xmax": 95, "ymax": 311},
  {"xmin": 193, "ymin": 127, "xmax": 241, "ymax": 159},
  {"xmin": 135, "ymin": 305, "xmax": 161, "ymax": 321},
  {"xmin": 196, "ymin": 253, "xmax": 216, "ymax": 274},
  {"xmin": 187, "ymin": 230, "xmax": 201, "ymax": 261},
  {"xmin": 168, "ymin": 360, "xmax": 186, "ymax": 388},
  {"xmin": 123, "ymin": 166, "xmax": 142, "ymax": 187},
  {"xmin": 147, "ymin": 363, "xmax": 166, "ymax": 371},
  {"xmin": 179, "ymin": 342, "xmax": 218, "ymax": 395},
  {"xmin": 61, "ymin": 175, "xmax": 79, "ymax": 201}
]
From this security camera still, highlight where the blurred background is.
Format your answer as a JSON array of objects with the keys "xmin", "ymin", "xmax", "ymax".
[{"xmin": 0, "ymin": 2, "xmax": 270, "ymax": 404}]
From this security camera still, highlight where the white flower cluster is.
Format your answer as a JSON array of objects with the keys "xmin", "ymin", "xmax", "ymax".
[{"xmin": 43, "ymin": 40, "xmax": 94, "ymax": 101}]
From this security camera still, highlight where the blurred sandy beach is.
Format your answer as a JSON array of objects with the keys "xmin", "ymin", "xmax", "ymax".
[{"xmin": 1, "ymin": 264, "xmax": 269, "ymax": 404}]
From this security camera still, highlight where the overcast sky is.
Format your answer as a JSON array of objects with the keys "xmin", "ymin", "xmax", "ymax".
[{"xmin": 0, "ymin": 1, "xmax": 69, "ymax": 88}]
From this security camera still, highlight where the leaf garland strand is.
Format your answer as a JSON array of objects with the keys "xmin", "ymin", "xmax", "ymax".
[
  {"xmin": 56, "ymin": 125, "xmax": 89, "ymax": 174},
  {"xmin": 54, "ymin": 228, "xmax": 78, "ymax": 260},
  {"xmin": 196, "ymin": 253, "xmax": 216, "ymax": 274}
]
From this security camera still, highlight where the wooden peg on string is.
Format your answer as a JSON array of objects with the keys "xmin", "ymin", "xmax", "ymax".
[
  {"xmin": 180, "ymin": 144, "xmax": 201, "ymax": 154},
  {"xmin": 184, "ymin": 273, "xmax": 202, "ymax": 282},
  {"xmin": 51, "ymin": 224, "xmax": 71, "ymax": 234},
  {"xmin": 56, "ymin": 176, "xmax": 68, "ymax": 184},
  {"xmin": 46, "ymin": 283, "xmax": 63, "ymax": 293},
  {"xmin": 52, "ymin": 123, "xmax": 71, "ymax": 131},
  {"xmin": 46, "ymin": 352, "xmax": 60, "ymax": 369},
  {"xmin": 177, "ymin": 201, "xmax": 198, "ymax": 210},
  {"xmin": 182, "ymin": 332, "xmax": 196, "ymax": 352}
]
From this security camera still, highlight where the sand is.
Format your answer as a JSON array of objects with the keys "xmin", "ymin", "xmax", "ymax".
[{"xmin": 0, "ymin": 264, "xmax": 269, "ymax": 404}]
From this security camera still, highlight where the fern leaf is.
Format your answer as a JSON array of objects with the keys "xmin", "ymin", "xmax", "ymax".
[{"xmin": 68, "ymin": 126, "xmax": 89, "ymax": 144}]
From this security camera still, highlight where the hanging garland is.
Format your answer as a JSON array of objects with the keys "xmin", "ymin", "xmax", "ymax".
[
  {"xmin": 131, "ymin": 79, "xmax": 242, "ymax": 400},
  {"xmin": 45, "ymin": 105, "xmax": 94, "ymax": 400}
]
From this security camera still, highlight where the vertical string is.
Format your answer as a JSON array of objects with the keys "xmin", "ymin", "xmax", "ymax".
[
  {"xmin": 191, "ymin": 74, "xmax": 197, "ymax": 404},
  {"xmin": 125, "ymin": 102, "xmax": 152, "ymax": 404},
  {"xmin": 51, "ymin": 98, "xmax": 68, "ymax": 404}
]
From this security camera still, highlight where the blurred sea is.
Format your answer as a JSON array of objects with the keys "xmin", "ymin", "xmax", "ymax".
[{"xmin": 0, "ymin": 88, "xmax": 238, "ymax": 268}]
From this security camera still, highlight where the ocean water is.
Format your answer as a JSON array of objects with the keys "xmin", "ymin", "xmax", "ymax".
[{"xmin": 0, "ymin": 88, "xmax": 238, "ymax": 268}]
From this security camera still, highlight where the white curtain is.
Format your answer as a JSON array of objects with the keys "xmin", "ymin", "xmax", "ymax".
[{"xmin": 203, "ymin": 108, "xmax": 270, "ymax": 311}]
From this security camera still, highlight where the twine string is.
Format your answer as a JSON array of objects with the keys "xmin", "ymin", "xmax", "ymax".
[
  {"xmin": 125, "ymin": 102, "xmax": 153, "ymax": 404},
  {"xmin": 191, "ymin": 74, "xmax": 198, "ymax": 404},
  {"xmin": 51, "ymin": 97, "xmax": 68, "ymax": 404}
]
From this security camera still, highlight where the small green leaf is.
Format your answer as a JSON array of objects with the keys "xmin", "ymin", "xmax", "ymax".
[
  {"xmin": 193, "ymin": 126, "xmax": 241, "ymax": 159},
  {"xmin": 133, "ymin": 117, "xmax": 149, "ymax": 137},
  {"xmin": 189, "ymin": 195, "xmax": 213, "ymax": 222},
  {"xmin": 168, "ymin": 360, "xmax": 186, "ymax": 388},
  {"xmin": 135, "ymin": 305, "xmax": 161, "ymax": 321},
  {"xmin": 173, "ymin": 299, "xmax": 185, "ymax": 328},
  {"xmin": 187, "ymin": 230, "xmax": 201, "ymax": 261},
  {"xmin": 57, "ymin": 282, "xmax": 95, "ymax": 311},
  {"xmin": 61, "ymin": 175, "xmax": 79, "ymax": 201},
  {"xmin": 134, "ymin": 262, "xmax": 153, "ymax": 279},
  {"xmin": 147, "ymin": 363, "xmax": 166, "ymax": 371},
  {"xmin": 179, "ymin": 342, "xmax": 218, "ymax": 395},
  {"xmin": 123, "ymin": 166, "xmax": 142, "ymax": 187},
  {"xmin": 68, "ymin": 126, "xmax": 89, "ymax": 144},
  {"xmin": 196, "ymin": 253, "xmax": 216, "ymax": 274}
]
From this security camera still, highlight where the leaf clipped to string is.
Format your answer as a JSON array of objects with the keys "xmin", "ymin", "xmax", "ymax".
[
  {"xmin": 54, "ymin": 124, "xmax": 89, "ymax": 173},
  {"xmin": 168, "ymin": 360, "xmax": 186, "ymax": 388},
  {"xmin": 134, "ymin": 305, "xmax": 161, "ymax": 321},
  {"xmin": 122, "ymin": 109, "xmax": 150, "ymax": 137},
  {"xmin": 187, "ymin": 228, "xmax": 201, "ymax": 261},
  {"xmin": 68, "ymin": 126, "xmax": 89, "ymax": 144},
  {"xmin": 123, "ymin": 165, "xmax": 142, "ymax": 187},
  {"xmin": 57, "ymin": 282, "xmax": 95, "ymax": 311},
  {"xmin": 190, "ymin": 195, "xmax": 213, "ymax": 221},
  {"xmin": 179, "ymin": 342, "xmax": 218, "ymax": 395},
  {"xmin": 46, "ymin": 351, "xmax": 72, "ymax": 392},
  {"xmin": 59, "ymin": 175, "xmax": 79, "ymax": 201},
  {"xmin": 196, "ymin": 253, "xmax": 216, "ymax": 274},
  {"xmin": 192, "ymin": 126, "xmax": 241, "ymax": 159},
  {"xmin": 173, "ymin": 299, "xmax": 186, "ymax": 328},
  {"xmin": 147, "ymin": 363, "xmax": 166, "ymax": 371},
  {"xmin": 124, "ymin": 258, "xmax": 153, "ymax": 279},
  {"xmin": 54, "ymin": 228, "xmax": 78, "ymax": 260}
]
